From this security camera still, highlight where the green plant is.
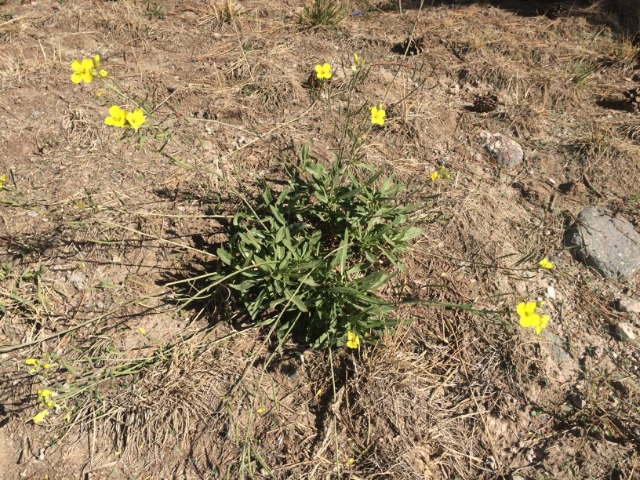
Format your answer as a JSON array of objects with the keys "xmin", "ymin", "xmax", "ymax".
[
  {"xmin": 215, "ymin": 146, "xmax": 421, "ymax": 349},
  {"xmin": 144, "ymin": 0, "xmax": 165, "ymax": 20},
  {"xmin": 301, "ymin": 0, "xmax": 345, "ymax": 28},
  {"xmin": 571, "ymin": 58, "xmax": 597, "ymax": 85}
]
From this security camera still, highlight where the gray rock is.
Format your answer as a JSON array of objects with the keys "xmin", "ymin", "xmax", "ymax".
[
  {"xmin": 479, "ymin": 131, "xmax": 523, "ymax": 167},
  {"xmin": 67, "ymin": 271, "xmax": 88, "ymax": 291},
  {"xmin": 541, "ymin": 330, "xmax": 570, "ymax": 364},
  {"xmin": 616, "ymin": 322, "xmax": 636, "ymax": 341},
  {"xmin": 618, "ymin": 295, "xmax": 640, "ymax": 314},
  {"xmin": 565, "ymin": 207, "xmax": 640, "ymax": 281}
]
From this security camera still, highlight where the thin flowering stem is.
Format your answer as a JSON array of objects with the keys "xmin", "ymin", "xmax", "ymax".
[
  {"xmin": 380, "ymin": 0, "xmax": 428, "ymax": 107},
  {"xmin": 328, "ymin": 347, "xmax": 341, "ymax": 476}
]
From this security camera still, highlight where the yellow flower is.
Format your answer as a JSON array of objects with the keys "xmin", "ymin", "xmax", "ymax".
[
  {"xmin": 37, "ymin": 389, "xmax": 59, "ymax": 408},
  {"xmin": 370, "ymin": 105, "xmax": 386, "ymax": 126},
  {"xmin": 517, "ymin": 301, "xmax": 537, "ymax": 318},
  {"xmin": 430, "ymin": 171, "xmax": 439, "ymax": 181},
  {"xmin": 33, "ymin": 409, "xmax": 49, "ymax": 424},
  {"xmin": 98, "ymin": 69, "xmax": 108, "ymax": 78},
  {"xmin": 138, "ymin": 327, "xmax": 147, "ymax": 334},
  {"xmin": 0, "ymin": 174, "xmax": 6, "ymax": 189},
  {"xmin": 346, "ymin": 331, "xmax": 360, "ymax": 349},
  {"xmin": 125, "ymin": 109, "xmax": 146, "ymax": 131},
  {"xmin": 351, "ymin": 53, "xmax": 365, "ymax": 72},
  {"xmin": 346, "ymin": 457, "xmax": 355, "ymax": 466},
  {"xmin": 93, "ymin": 54, "xmax": 101, "ymax": 66},
  {"xmin": 538, "ymin": 258, "xmax": 554, "ymax": 270},
  {"xmin": 516, "ymin": 301, "xmax": 549, "ymax": 335},
  {"xmin": 25, "ymin": 358, "xmax": 40, "ymax": 374},
  {"xmin": 105, "ymin": 105, "xmax": 127, "ymax": 128},
  {"xmin": 71, "ymin": 58, "xmax": 95, "ymax": 84},
  {"xmin": 256, "ymin": 407, "xmax": 266, "ymax": 414},
  {"xmin": 37, "ymin": 389, "xmax": 53, "ymax": 400},
  {"xmin": 314, "ymin": 63, "xmax": 332, "ymax": 80},
  {"xmin": 437, "ymin": 166, "xmax": 451, "ymax": 180},
  {"xmin": 42, "ymin": 363, "xmax": 51, "ymax": 369}
]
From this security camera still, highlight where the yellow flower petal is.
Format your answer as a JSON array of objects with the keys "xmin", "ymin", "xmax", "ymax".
[
  {"xmin": 536, "ymin": 315, "xmax": 550, "ymax": 335},
  {"xmin": 125, "ymin": 109, "xmax": 146, "ymax": 131},
  {"xmin": 519, "ymin": 313, "xmax": 540, "ymax": 328},
  {"xmin": 524, "ymin": 301, "xmax": 537, "ymax": 316},
  {"xmin": 81, "ymin": 58, "xmax": 94, "ymax": 70},
  {"xmin": 105, "ymin": 105, "xmax": 127, "ymax": 128},
  {"xmin": 314, "ymin": 63, "xmax": 332, "ymax": 80},
  {"xmin": 33, "ymin": 409, "xmax": 49, "ymax": 424},
  {"xmin": 438, "ymin": 166, "xmax": 451, "ymax": 179},
  {"xmin": 346, "ymin": 331, "xmax": 360, "ymax": 349},
  {"xmin": 25, "ymin": 358, "xmax": 38, "ymax": 365},
  {"xmin": 0, "ymin": 174, "xmax": 6, "ymax": 189},
  {"xmin": 138, "ymin": 327, "xmax": 147, "ymax": 334},
  {"xmin": 538, "ymin": 258, "xmax": 554, "ymax": 269},
  {"xmin": 38, "ymin": 389, "xmax": 53, "ymax": 399},
  {"xmin": 370, "ymin": 105, "xmax": 386, "ymax": 126},
  {"xmin": 70, "ymin": 58, "xmax": 96, "ymax": 84},
  {"xmin": 430, "ymin": 171, "xmax": 439, "ymax": 181}
]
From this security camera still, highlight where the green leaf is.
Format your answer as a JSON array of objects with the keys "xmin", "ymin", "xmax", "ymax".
[
  {"xmin": 359, "ymin": 271, "xmax": 398, "ymax": 290},
  {"xmin": 262, "ymin": 188, "xmax": 273, "ymax": 205},
  {"xmin": 285, "ymin": 290, "xmax": 308, "ymax": 312},
  {"xmin": 300, "ymin": 277, "xmax": 320, "ymax": 287},
  {"xmin": 275, "ymin": 226, "xmax": 287, "ymax": 243},
  {"xmin": 239, "ymin": 232, "xmax": 262, "ymax": 250},
  {"xmin": 217, "ymin": 247, "xmax": 233, "ymax": 265},
  {"xmin": 364, "ymin": 250, "xmax": 378, "ymax": 264},
  {"xmin": 400, "ymin": 226, "xmax": 422, "ymax": 242},
  {"xmin": 332, "ymin": 229, "xmax": 349, "ymax": 276},
  {"xmin": 270, "ymin": 204, "xmax": 287, "ymax": 225}
]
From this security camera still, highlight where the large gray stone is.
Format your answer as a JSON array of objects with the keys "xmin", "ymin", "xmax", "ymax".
[
  {"xmin": 479, "ymin": 131, "xmax": 524, "ymax": 167},
  {"xmin": 566, "ymin": 207, "xmax": 640, "ymax": 281}
]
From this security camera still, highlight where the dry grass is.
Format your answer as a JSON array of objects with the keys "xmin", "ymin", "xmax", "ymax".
[{"xmin": 1, "ymin": 0, "xmax": 640, "ymax": 478}]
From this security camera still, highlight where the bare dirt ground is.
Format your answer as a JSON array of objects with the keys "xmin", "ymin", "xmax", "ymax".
[{"xmin": 1, "ymin": 0, "xmax": 640, "ymax": 478}]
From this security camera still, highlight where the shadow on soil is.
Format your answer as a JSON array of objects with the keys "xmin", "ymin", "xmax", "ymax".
[{"xmin": 379, "ymin": 0, "xmax": 638, "ymax": 35}]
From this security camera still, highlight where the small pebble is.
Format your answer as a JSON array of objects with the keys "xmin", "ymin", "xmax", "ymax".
[
  {"xmin": 616, "ymin": 322, "xmax": 636, "ymax": 341},
  {"xmin": 618, "ymin": 296, "xmax": 640, "ymax": 314}
]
